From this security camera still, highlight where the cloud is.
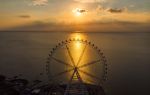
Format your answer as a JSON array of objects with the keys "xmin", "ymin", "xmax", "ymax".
[
  {"xmin": 18, "ymin": 15, "xmax": 31, "ymax": 18},
  {"xmin": 129, "ymin": 4, "xmax": 135, "ymax": 8},
  {"xmin": 78, "ymin": 9, "xmax": 87, "ymax": 13},
  {"xmin": 73, "ymin": 8, "xmax": 88, "ymax": 14},
  {"xmin": 107, "ymin": 8, "xmax": 126, "ymax": 13},
  {"xmin": 97, "ymin": 5, "xmax": 127, "ymax": 13},
  {"xmin": 32, "ymin": 0, "xmax": 48, "ymax": 6},
  {"xmin": 74, "ymin": 0, "xmax": 106, "ymax": 3}
]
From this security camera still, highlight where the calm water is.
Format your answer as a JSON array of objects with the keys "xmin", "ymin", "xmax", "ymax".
[{"xmin": 0, "ymin": 32, "xmax": 150, "ymax": 95}]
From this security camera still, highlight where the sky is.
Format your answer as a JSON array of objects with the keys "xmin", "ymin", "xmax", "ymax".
[{"xmin": 0, "ymin": 0, "xmax": 150, "ymax": 32}]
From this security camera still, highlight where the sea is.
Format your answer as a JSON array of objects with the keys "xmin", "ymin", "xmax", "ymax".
[{"xmin": 0, "ymin": 31, "xmax": 150, "ymax": 95}]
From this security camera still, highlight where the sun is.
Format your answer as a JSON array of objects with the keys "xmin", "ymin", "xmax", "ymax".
[
  {"xmin": 72, "ymin": 8, "xmax": 82, "ymax": 17},
  {"xmin": 76, "ymin": 11, "xmax": 82, "ymax": 16}
]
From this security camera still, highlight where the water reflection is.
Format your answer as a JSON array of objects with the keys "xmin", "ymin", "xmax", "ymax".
[
  {"xmin": 51, "ymin": 32, "xmax": 104, "ymax": 85},
  {"xmin": 67, "ymin": 33, "xmax": 92, "ymax": 83},
  {"xmin": 69, "ymin": 32, "xmax": 87, "ymax": 40}
]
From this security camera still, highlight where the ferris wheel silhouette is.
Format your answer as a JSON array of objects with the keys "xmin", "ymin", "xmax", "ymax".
[{"xmin": 46, "ymin": 39, "xmax": 108, "ymax": 95}]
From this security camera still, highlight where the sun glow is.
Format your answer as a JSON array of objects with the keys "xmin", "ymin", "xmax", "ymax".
[
  {"xmin": 67, "ymin": 33, "xmax": 90, "ymax": 83},
  {"xmin": 72, "ymin": 8, "xmax": 83, "ymax": 17}
]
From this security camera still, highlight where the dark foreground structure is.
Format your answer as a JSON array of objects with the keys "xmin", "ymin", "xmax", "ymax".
[
  {"xmin": 51, "ymin": 84, "xmax": 106, "ymax": 95},
  {"xmin": 0, "ymin": 75, "xmax": 105, "ymax": 95}
]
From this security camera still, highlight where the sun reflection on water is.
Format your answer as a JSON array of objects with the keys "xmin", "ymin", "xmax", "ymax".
[
  {"xmin": 49, "ymin": 32, "xmax": 104, "ymax": 85},
  {"xmin": 68, "ymin": 33, "xmax": 87, "ymax": 64},
  {"xmin": 74, "ymin": 33, "xmax": 84, "ymax": 49},
  {"xmin": 67, "ymin": 33, "xmax": 91, "ymax": 83},
  {"xmin": 71, "ymin": 32, "xmax": 86, "ymax": 40},
  {"xmin": 50, "ymin": 32, "xmax": 103, "ymax": 85}
]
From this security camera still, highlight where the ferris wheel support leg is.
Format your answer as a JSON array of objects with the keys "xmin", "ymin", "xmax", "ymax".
[{"xmin": 64, "ymin": 69, "xmax": 76, "ymax": 95}]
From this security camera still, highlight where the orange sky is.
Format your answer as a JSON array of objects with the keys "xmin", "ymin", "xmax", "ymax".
[{"xmin": 0, "ymin": 0, "xmax": 150, "ymax": 32}]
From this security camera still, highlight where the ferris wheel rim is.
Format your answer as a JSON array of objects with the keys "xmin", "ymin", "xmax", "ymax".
[{"xmin": 46, "ymin": 39, "xmax": 108, "ymax": 85}]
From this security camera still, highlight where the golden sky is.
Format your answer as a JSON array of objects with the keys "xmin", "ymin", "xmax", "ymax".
[{"xmin": 0, "ymin": 0, "xmax": 150, "ymax": 32}]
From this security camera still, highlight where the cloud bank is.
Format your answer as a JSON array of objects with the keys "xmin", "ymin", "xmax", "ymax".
[
  {"xmin": 18, "ymin": 15, "xmax": 31, "ymax": 18},
  {"xmin": 97, "ymin": 5, "xmax": 126, "ymax": 13},
  {"xmin": 107, "ymin": 8, "xmax": 126, "ymax": 13}
]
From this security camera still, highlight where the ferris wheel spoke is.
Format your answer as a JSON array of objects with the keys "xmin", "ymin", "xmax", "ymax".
[
  {"xmin": 51, "ymin": 56, "xmax": 73, "ymax": 67},
  {"xmin": 79, "ymin": 69, "xmax": 100, "ymax": 81},
  {"xmin": 82, "ymin": 77, "xmax": 95, "ymax": 84},
  {"xmin": 76, "ymin": 44, "xmax": 87, "ymax": 67},
  {"xmin": 52, "ymin": 68, "xmax": 74, "ymax": 79},
  {"xmin": 78, "ymin": 59, "xmax": 101, "ymax": 69},
  {"xmin": 66, "ymin": 45, "xmax": 76, "ymax": 67}
]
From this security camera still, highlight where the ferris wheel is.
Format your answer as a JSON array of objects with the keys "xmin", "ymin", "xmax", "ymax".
[{"xmin": 46, "ymin": 39, "xmax": 107, "ymax": 95}]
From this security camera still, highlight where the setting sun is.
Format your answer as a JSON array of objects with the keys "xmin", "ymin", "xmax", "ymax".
[
  {"xmin": 72, "ymin": 8, "xmax": 81, "ymax": 16},
  {"xmin": 72, "ymin": 8, "xmax": 87, "ymax": 17}
]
